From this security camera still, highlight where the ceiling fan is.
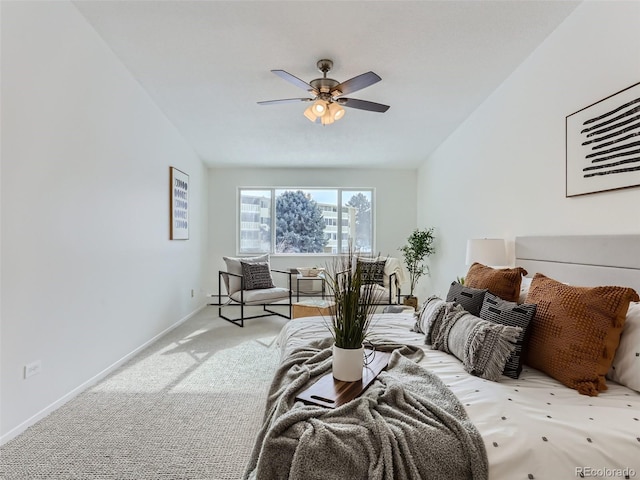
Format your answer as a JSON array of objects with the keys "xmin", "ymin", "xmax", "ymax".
[{"xmin": 257, "ymin": 59, "xmax": 390, "ymax": 125}]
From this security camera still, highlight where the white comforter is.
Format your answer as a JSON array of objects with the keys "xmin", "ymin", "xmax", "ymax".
[{"xmin": 278, "ymin": 313, "xmax": 640, "ymax": 480}]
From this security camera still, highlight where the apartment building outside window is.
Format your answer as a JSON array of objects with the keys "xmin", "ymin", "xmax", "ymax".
[{"xmin": 238, "ymin": 188, "xmax": 373, "ymax": 255}]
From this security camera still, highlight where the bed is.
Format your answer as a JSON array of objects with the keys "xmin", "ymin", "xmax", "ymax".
[{"xmin": 245, "ymin": 236, "xmax": 640, "ymax": 480}]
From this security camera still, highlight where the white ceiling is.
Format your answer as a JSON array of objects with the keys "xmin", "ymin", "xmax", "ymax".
[{"xmin": 73, "ymin": 1, "xmax": 580, "ymax": 169}]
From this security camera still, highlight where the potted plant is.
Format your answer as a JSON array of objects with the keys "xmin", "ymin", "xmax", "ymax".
[
  {"xmin": 399, "ymin": 228, "xmax": 436, "ymax": 309},
  {"xmin": 324, "ymin": 252, "xmax": 378, "ymax": 381}
]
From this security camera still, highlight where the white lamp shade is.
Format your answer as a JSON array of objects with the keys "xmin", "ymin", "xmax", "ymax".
[
  {"xmin": 466, "ymin": 238, "xmax": 507, "ymax": 266},
  {"xmin": 320, "ymin": 113, "xmax": 335, "ymax": 125},
  {"xmin": 312, "ymin": 100, "xmax": 327, "ymax": 116},
  {"xmin": 328, "ymin": 102, "xmax": 345, "ymax": 121}
]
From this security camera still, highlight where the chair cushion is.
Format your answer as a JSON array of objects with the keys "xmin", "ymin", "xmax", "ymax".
[
  {"xmin": 365, "ymin": 284, "xmax": 391, "ymax": 304},
  {"xmin": 229, "ymin": 287, "xmax": 291, "ymax": 305},
  {"xmin": 222, "ymin": 254, "xmax": 269, "ymax": 295},
  {"xmin": 241, "ymin": 261, "xmax": 275, "ymax": 290}
]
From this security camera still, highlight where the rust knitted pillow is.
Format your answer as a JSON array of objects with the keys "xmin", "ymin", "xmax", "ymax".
[
  {"xmin": 524, "ymin": 273, "xmax": 639, "ymax": 396},
  {"xmin": 464, "ymin": 263, "xmax": 527, "ymax": 303}
]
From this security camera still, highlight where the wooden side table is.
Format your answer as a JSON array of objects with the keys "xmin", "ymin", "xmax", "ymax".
[{"xmin": 292, "ymin": 299, "xmax": 335, "ymax": 319}]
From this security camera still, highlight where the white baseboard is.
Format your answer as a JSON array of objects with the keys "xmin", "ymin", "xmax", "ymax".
[{"xmin": 0, "ymin": 304, "xmax": 207, "ymax": 446}]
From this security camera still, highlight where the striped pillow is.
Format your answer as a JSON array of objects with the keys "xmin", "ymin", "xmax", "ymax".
[
  {"xmin": 480, "ymin": 292, "xmax": 536, "ymax": 379},
  {"xmin": 446, "ymin": 282, "xmax": 488, "ymax": 316}
]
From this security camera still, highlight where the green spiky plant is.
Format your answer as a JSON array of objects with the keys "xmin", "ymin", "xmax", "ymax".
[{"xmin": 324, "ymin": 251, "xmax": 378, "ymax": 349}]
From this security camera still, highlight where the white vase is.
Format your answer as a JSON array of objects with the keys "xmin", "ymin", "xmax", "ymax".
[{"xmin": 332, "ymin": 344, "xmax": 364, "ymax": 382}]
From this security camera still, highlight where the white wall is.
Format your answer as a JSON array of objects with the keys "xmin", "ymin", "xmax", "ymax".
[
  {"xmin": 416, "ymin": 1, "xmax": 640, "ymax": 298},
  {"xmin": 207, "ymin": 168, "xmax": 417, "ymax": 294},
  {"xmin": 0, "ymin": 2, "xmax": 208, "ymax": 442}
]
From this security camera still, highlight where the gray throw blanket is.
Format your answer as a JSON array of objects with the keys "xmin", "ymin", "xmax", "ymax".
[{"xmin": 244, "ymin": 337, "xmax": 488, "ymax": 480}]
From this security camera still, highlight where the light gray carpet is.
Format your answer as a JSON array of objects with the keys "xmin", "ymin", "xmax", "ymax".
[{"xmin": 0, "ymin": 308, "xmax": 289, "ymax": 480}]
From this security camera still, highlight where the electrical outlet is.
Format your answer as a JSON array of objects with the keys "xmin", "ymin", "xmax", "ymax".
[
  {"xmin": 24, "ymin": 360, "xmax": 42, "ymax": 379},
  {"xmin": 191, "ymin": 289, "xmax": 194, "ymax": 298}
]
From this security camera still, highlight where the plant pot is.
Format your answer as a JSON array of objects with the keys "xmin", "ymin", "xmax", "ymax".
[
  {"xmin": 403, "ymin": 296, "xmax": 418, "ymax": 310},
  {"xmin": 332, "ymin": 344, "xmax": 364, "ymax": 382}
]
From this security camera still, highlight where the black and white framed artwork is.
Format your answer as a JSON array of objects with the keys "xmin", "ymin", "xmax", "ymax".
[
  {"xmin": 170, "ymin": 167, "xmax": 189, "ymax": 240},
  {"xmin": 566, "ymin": 81, "xmax": 640, "ymax": 197}
]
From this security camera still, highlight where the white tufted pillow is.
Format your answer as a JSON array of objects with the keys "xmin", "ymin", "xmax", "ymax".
[{"xmin": 608, "ymin": 302, "xmax": 640, "ymax": 392}]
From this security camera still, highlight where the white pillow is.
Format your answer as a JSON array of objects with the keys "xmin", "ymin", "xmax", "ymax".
[
  {"xmin": 518, "ymin": 276, "xmax": 533, "ymax": 304},
  {"xmin": 607, "ymin": 302, "xmax": 640, "ymax": 392},
  {"xmin": 413, "ymin": 296, "xmax": 445, "ymax": 337},
  {"xmin": 222, "ymin": 254, "xmax": 270, "ymax": 295}
]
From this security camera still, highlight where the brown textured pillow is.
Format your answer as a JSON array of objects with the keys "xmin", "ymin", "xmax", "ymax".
[
  {"xmin": 464, "ymin": 263, "xmax": 527, "ymax": 303},
  {"xmin": 524, "ymin": 273, "xmax": 639, "ymax": 396}
]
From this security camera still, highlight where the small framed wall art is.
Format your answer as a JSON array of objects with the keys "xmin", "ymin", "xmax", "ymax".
[
  {"xmin": 170, "ymin": 167, "xmax": 189, "ymax": 240},
  {"xmin": 566, "ymin": 81, "xmax": 640, "ymax": 197}
]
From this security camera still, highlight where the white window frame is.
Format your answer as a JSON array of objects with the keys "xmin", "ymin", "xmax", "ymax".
[{"xmin": 237, "ymin": 187, "xmax": 375, "ymax": 256}]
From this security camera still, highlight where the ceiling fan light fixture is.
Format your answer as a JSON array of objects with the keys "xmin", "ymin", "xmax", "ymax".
[
  {"xmin": 320, "ymin": 113, "xmax": 335, "ymax": 125},
  {"xmin": 303, "ymin": 105, "xmax": 318, "ymax": 122},
  {"xmin": 260, "ymin": 59, "xmax": 389, "ymax": 124},
  {"xmin": 312, "ymin": 99, "xmax": 328, "ymax": 116},
  {"xmin": 329, "ymin": 102, "xmax": 345, "ymax": 121}
]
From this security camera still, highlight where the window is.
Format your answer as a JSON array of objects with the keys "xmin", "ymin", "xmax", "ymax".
[
  {"xmin": 238, "ymin": 190, "xmax": 272, "ymax": 254},
  {"xmin": 238, "ymin": 188, "xmax": 373, "ymax": 255}
]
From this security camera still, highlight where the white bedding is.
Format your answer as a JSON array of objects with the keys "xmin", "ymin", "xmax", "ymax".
[{"xmin": 278, "ymin": 313, "xmax": 640, "ymax": 480}]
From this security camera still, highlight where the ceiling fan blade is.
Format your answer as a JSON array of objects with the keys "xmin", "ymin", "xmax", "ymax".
[
  {"xmin": 333, "ymin": 72, "xmax": 381, "ymax": 96},
  {"xmin": 257, "ymin": 98, "xmax": 313, "ymax": 106},
  {"xmin": 271, "ymin": 70, "xmax": 317, "ymax": 93},
  {"xmin": 339, "ymin": 98, "xmax": 390, "ymax": 113}
]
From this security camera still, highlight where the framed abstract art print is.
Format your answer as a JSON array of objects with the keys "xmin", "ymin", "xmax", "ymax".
[
  {"xmin": 566, "ymin": 82, "xmax": 640, "ymax": 197},
  {"xmin": 170, "ymin": 167, "xmax": 189, "ymax": 240}
]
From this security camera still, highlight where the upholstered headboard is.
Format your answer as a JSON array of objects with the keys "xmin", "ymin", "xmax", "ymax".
[{"xmin": 515, "ymin": 235, "xmax": 640, "ymax": 293}]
